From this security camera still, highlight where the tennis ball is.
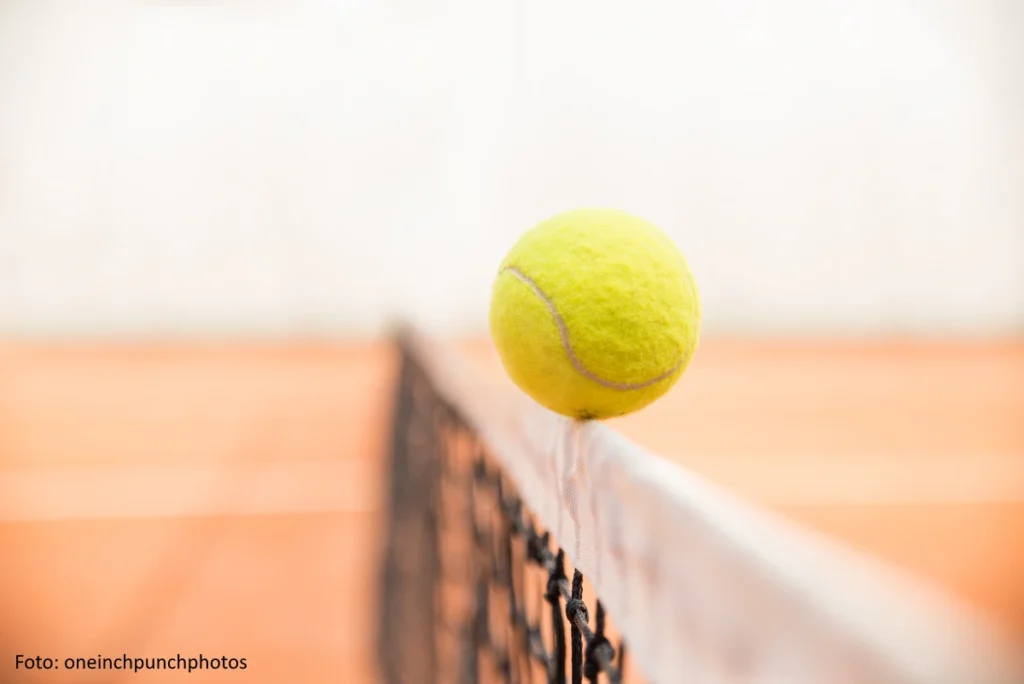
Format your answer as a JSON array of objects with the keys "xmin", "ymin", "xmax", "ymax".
[{"xmin": 489, "ymin": 208, "xmax": 700, "ymax": 420}]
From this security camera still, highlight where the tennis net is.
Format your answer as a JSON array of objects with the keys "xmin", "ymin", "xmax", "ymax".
[{"xmin": 378, "ymin": 324, "xmax": 1022, "ymax": 684}]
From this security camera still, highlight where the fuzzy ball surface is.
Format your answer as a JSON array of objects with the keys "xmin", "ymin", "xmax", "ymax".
[{"xmin": 489, "ymin": 208, "xmax": 701, "ymax": 419}]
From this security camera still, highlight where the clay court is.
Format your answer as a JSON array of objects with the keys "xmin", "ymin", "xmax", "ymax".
[{"xmin": 1, "ymin": 337, "xmax": 1021, "ymax": 683}]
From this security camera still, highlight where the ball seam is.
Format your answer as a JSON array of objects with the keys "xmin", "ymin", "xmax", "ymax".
[{"xmin": 500, "ymin": 265, "xmax": 682, "ymax": 391}]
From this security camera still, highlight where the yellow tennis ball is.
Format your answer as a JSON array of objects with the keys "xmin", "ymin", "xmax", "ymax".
[{"xmin": 489, "ymin": 208, "xmax": 701, "ymax": 420}]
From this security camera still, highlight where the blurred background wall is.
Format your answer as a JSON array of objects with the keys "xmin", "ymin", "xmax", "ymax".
[{"xmin": 1, "ymin": 0, "xmax": 1021, "ymax": 339}]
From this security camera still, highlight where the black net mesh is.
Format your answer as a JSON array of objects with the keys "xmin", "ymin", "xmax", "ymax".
[{"xmin": 380, "ymin": 345, "xmax": 627, "ymax": 684}]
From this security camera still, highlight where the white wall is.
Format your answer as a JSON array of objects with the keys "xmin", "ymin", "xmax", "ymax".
[{"xmin": 0, "ymin": 0, "xmax": 1021, "ymax": 339}]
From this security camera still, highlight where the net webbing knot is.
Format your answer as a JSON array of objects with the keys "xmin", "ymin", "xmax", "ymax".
[
  {"xmin": 565, "ymin": 598, "xmax": 588, "ymax": 626},
  {"xmin": 583, "ymin": 633, "xmax": 613, "ymax": 681},
  {"xmin": 544, "ymin": 565, "xmax": 564, "ymax": 604}
]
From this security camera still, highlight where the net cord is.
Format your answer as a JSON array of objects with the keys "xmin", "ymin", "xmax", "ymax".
[{"xmin": 392, "ymin": 323, "xmax": 1024, "ymax": 684}]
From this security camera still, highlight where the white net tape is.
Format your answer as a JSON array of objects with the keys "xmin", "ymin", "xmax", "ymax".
[{"xmin": 402, "ymin": 324, "xmax": 1023, "ymax": 684}]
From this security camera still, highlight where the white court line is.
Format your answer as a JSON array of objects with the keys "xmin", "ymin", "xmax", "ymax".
[{"xmin": 0, "ymin": 460, "xmax": 382, "ymax": 522}]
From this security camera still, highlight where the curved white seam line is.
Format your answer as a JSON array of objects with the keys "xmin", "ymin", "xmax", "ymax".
[{"xmin": 501, "ymin": 266, "xmax": 682, "ymax": 391}]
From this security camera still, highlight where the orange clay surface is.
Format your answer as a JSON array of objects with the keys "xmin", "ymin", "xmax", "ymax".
[{"xmin": 0, "ymin": 337, "xmax": 1021, "ymax": 683}]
